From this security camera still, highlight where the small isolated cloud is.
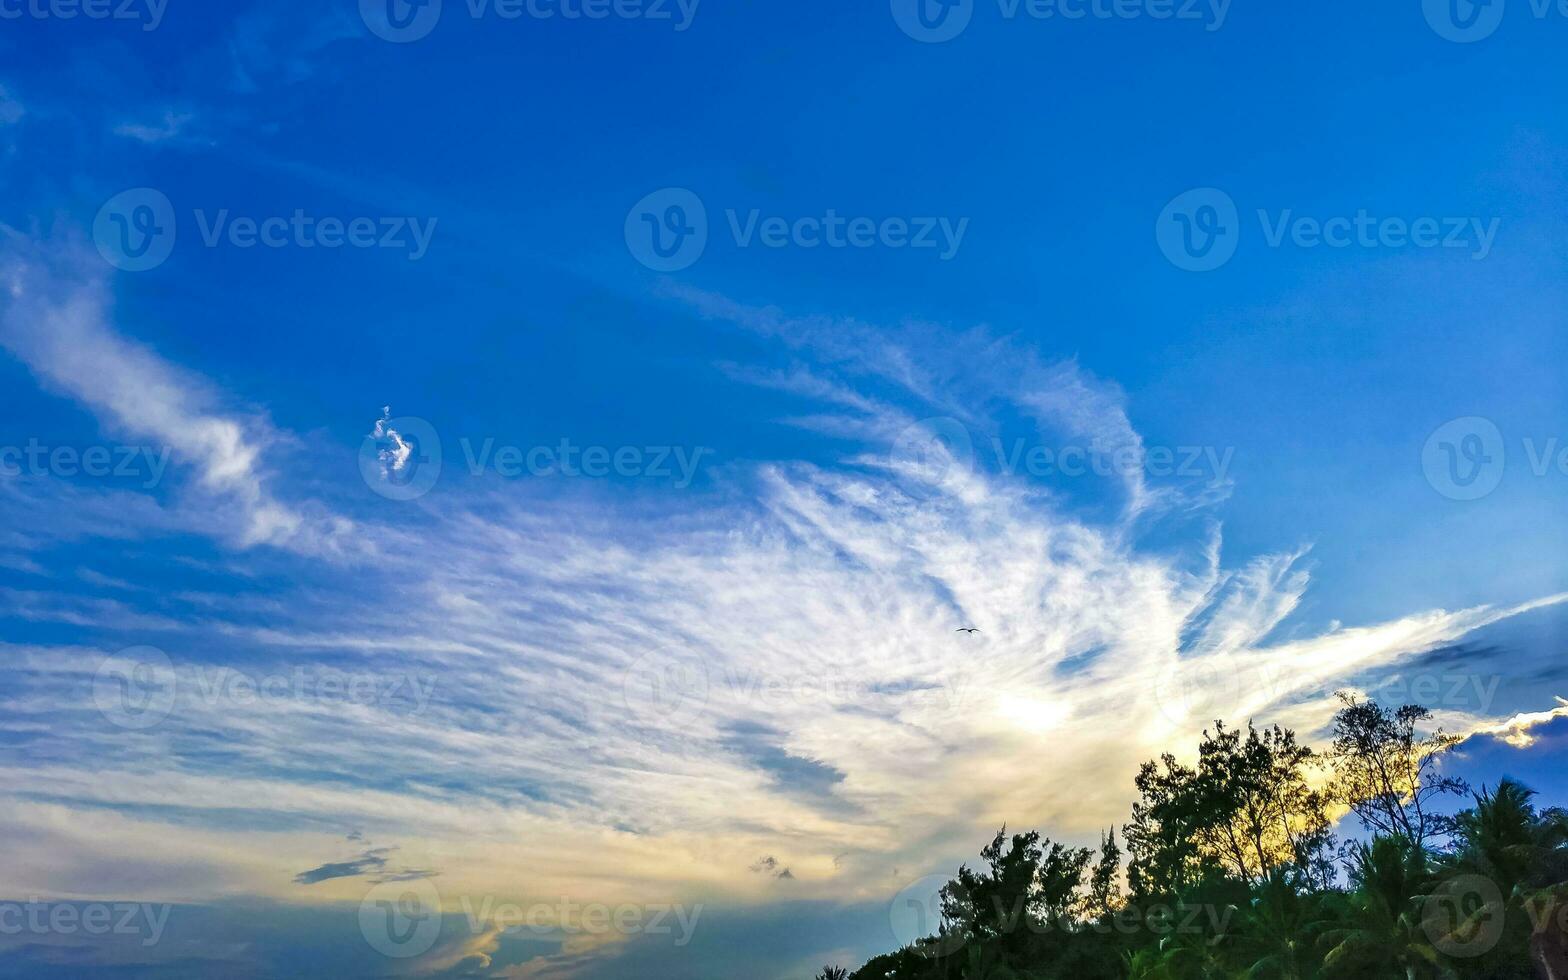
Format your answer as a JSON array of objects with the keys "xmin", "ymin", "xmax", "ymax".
[
  {"xmin": 1441, "ymin": 711, "xmax": 1568, "ymax": 806},
  {"xmin": 750, "ymin": 856, "xmax": 794, "ymax": 880},
  {"xmin": 293, "ymin": 849, "xmax": 389, "ymax": 885},
  {"xmin": 368, "ymin": 407, "xmax": 413, "ymax": 479},
  {"xmin": 292, "ymin": 846, "xmax": 434, "ymax": 885},
  {"xmin": 1460, "ymin": 697, "xmax": 1568, "ymax": 749},
  {"xmin": 113, "ymin": 109, "xmax": 195, "ymax": 144}
]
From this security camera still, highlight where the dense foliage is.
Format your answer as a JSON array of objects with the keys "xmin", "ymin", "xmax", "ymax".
[{"xmin": 822, "ymin": 697, "xmax": 1568, "ymax": 980}]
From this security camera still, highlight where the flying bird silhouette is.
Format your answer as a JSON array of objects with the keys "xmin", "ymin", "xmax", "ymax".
[{"xmin": 955, "ymin": 628, "xmax": 981, "ymax": 634}]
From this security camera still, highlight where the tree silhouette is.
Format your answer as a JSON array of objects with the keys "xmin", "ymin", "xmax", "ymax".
[
  {"xmin": 839, "ymin": 698, "xmax": 1566, "ymax": 980},
  {"xmin": 1321, "ymin": 835, "xmax": 1438, "ymax": 980},
  {"xmin": 1087, "ymin": 828, "xmax": 1124, "ymax": 920},
  {"xmin": 1328, "ymin": 693, "xmax": 1467, "ymax": 847},
  {"xmin": 1128, "ymin": 721, "xmax": 1332, "ymax": 895}
]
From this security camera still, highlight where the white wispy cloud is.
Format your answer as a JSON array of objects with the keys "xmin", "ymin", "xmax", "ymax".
[
  {"xmin": 0, "ymin": 275, "xmax": 1563, "ymax": 980},
  {"xmin": 668, "ymin": 283, "xmax": 1177, "ymax": 517},
  {"xmin": 0, "ymin": 239, "xmax": 356, "ymax": 554},
  {"xmin": 112, "ymin": 109, "xmax": 196, "ymax": 145}
]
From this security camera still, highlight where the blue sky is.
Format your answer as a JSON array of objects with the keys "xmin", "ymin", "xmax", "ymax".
[{"xmin": 0, "ymin": 1, "xmax": 1565, "ymax": 976}]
